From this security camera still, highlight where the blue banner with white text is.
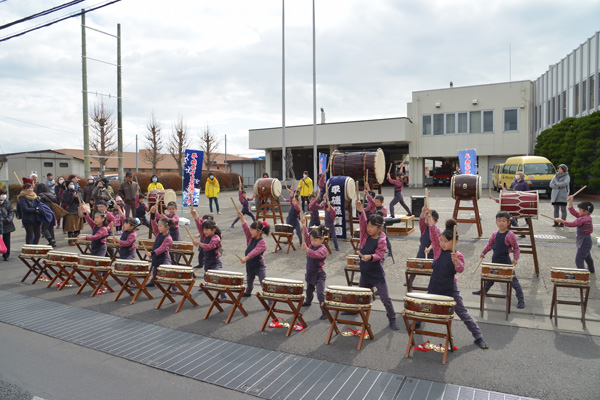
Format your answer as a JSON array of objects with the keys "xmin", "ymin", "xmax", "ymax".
[
  {"xmin": 183, "ymin": 149, "xmax": 204, "ymax": 207},
  {"xmin": 458, "ymin": 149, "xmax": 477, "ymax": 175}
]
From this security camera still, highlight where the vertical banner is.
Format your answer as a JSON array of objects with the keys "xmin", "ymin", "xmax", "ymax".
[
  {"xmin": 319, "ymin": 154, "xmax": 328, "ymax": 177},
  {"xmin": 328, "ymin": 176, "xmax": 347, "ymax": 239},
  {"xmin": 182, "ymin": 149, "xmax": 204, "ymax": 207},
  {"xmin": 457, "ymin": 149, "xmax": 477, "ymax": 175}
]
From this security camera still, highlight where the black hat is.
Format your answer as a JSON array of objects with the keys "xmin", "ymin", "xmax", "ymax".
[{"xmin": 125, "ymin": 171, "xmax": 133, "ymax": 177}]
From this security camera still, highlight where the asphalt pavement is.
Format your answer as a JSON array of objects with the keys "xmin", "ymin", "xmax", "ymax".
[{"xmin": 1, "ymin": 186, "xmax": 598, "ymax": 400}]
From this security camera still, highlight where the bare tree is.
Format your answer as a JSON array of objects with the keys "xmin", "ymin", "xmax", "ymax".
[
  {"xmin": 90, "ymin": 101, "xmax": 117, "ymax": 176},
  {"xmin": 199, "ymin": 124, "xmax": 221, "ymax": 170},
  {"xmin": 143, "ymin": 112, "xmax": 165, "ymax": 175},
  {"xmin": 168, "ymin": 115, "xmax": 190, "ymax": 176}
]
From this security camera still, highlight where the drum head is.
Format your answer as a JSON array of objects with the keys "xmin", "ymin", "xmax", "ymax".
[
  {"xmin": 344, "ymin": 177, "xmax": 356, "ymax": 200},
  {"xmin": 476, "ymin": 175, "xmax": 482, "ymax": 200},
  {"xmin": 271, "ymin": 179, "xmax": 282, "ymax": 198},
  {"xmin": 327, "ymin": 285, "xmax": 371, "ymax": 294},
  {"xmin": 405, "ymin": 292, "xmax": 455, "ymax": 302},
  {"xmin": 264, "ymin": 277, "xmax": 304, "ymax": 285},
  {"xmin": 209, "ymin": 270, "xmax": 244, "ymax": 277},
  {"xmin": 164, "ymin": 189, "xmax": 177, "ymax": 205},
  {"xmin": 374, "ymin": 148, "xmax": 385, "ymax": 184},
  {"xmin": 253, "ymin": 179, "xmax": 259, "ymax": 196},
  {"xmin": 450, "ymin": 175, "xmax": 456, "ymax": 199}
]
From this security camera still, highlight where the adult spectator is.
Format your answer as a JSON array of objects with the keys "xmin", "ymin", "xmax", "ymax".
[
  {"xmin": 62, "ymin": 179, "xmax": 83, "ymax": 240},
  {"xmin": 117, "ymin": 171, "xmax": 138, "ymax": 218},
  {"xmin": 36, "ymin": 184, "xmax": 58, "ymax": 247},
  {"xmin": 55, "ymin": 176, "xmax": 67, "ymax": 232},
  {"xmin": 92, "ymin": 179, "xmax": 110, "ymax": 208},
  {"xmin": 297, "ymin": 170, "xmax": 313, "ymax": 212},
  {"xmin": 0, "ymin": 188, "xmax": 15, "ymax": 261},
  {"xmin": 550, "ymin": 164, "xmax": 570, "ymax": 227},
  {"xmin": 205, "ymin": 172, "xmax": 221, "ymax": 214},
  {"xmin": 102, "ymin": 178, "xmax": 115, "ymax": 197},
  {"xmin": 18, "ymin": 180, "xmax": 42, "ymax": 244},
  {"xmin": 147, "ymin": 174, "xmax": 164, "ymax": 192},
  {"xmin": 45, "ymin": 173, "xmax": 56, "ymax": 193},
  {"xmin": 67, "ymin": 175, "xmax": 81, "ymax": 190},
  {"xmin": 503, "ymin": 171, "xmax": 529, "ymax": 234},
  {"xmin": 82, "ymin": 175, "xmax": 96, "ymax": 204}
]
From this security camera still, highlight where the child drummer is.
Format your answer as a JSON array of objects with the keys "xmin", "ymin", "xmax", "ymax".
[
  {"xmin": 285, "ymin": 188, "xmax": 303, "ymax": 248},
  {"xmin": 554, "ymin": 196, "xmax": 595, "ymax": 273},
  {"xmin": 236, "ymin": 210, "xmax": 270, "ymax": 297},
  {"xmin": 425, "ymin": 213, "xmax": 489, "ymax": 349},
  {"xmin": 355, "ymin": 198, "xmax": 399, "ymax": 330},
  {"xmin": 300, "ymin": 217, "xmax": 329, "ymax": 320},
  {"xmin": 473, "ymin": 211, "xmax": 525, "ymax": 309},
  {"xmin": 231, "ymin": 178, "xmax": 256, "ymax": 228}
]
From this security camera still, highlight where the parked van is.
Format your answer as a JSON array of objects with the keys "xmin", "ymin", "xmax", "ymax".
[
  {"xmin": 492, "ymin": 164, "xmax": 503, "ymax": 191},
  {"xmin": 498, "ymin": 156, "xmax": 556, "ymax": 197}
]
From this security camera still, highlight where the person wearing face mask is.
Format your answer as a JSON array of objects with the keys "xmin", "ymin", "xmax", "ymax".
[
  {"xmin": 204, "ymin": 172, "xmax": 221, "ymax": 214},
  {"xmin": 82, "ymin": 175, "xmax": 96, "ymax": 204},
  {"xmin": 297, "ymin": 170, "xmax": 313, "ymax": 212},
  {"xmin": 147, "ymin": 174, "xmax": 164, "ymax": 192},
  {"xmin": 55, "ymin": 176, "xmax": 67, "ymax": 232},
  {"xmin": 62, "ymin": 179, "xmax": 84, "ymax": 240},
  {"xmin": 0, "ymin": 188, "xmax": 15, "ymax": 261}
]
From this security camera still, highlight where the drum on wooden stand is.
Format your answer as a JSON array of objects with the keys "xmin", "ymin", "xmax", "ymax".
[
  {"xmin": 148, "ymin": 189, "xmax": 165, "ymax": 209},
  {"xmin": 204, "ymin": 270, "xmax": 245, "ymax": 288},
  {"xmin": 451, "ymin": 174, "xmax": 482, "ymax": 200},
  {"xmin": 330, "ymin": 149, "xmax": 385, "ymax": 184},
  {"xmin": 481, "ymin": 262, "xmax": 514, "ymax": 279},
  {"xmin": 46, "ymin": 251, "xmax": 80, "ymax": 265},
  {"xmin": 261, "ymin": 277, "xmax": 304, "ymax": 300},
  {"xmin": 274, "ymin": 224, "xmax": 294, "ymax": 233},
  {"xmin": 138, "ymin": 239, "xmax": 155, "ymax": 249},
  {"xmin": 499, "ymin": 191, "xmax": 539, "ymax": 219},
  {"xmin": 346, "ymin": 255, "xmax": 360, "ymax": 268},
  {"xmin": 550, "ymin": 267, "xmax": 590, "ymax": 284},
  {"xmin": 78, "ymin": 255, "xmax": 112, "ymax": 271},
  {"xmin": 406, "ymin": 258, "xmax": 433, "ymax": 272},
  {"xmin": 403, "ymin": 293, "xmax": 456, "ymax": 320},
  {"xmin": 324, "ymin": 286, "xmax": 373, "ymax": 309},
  {"xmin": 113, "ymin": 260, "xmax": 151, "ymax": 276},
  {"xmin": 254, "ymin": 178, "xmax": 282, "ymax": 199},
  {"xmin": 170, "ymin": 241, "xmax": 194, "ymax": 254},
  {"xmin": 156, "ymin": 265, "xmax": 195, "ymax": 283},
  {"xmin": 21, "ymin": 244, "xmax": 53, "ymax": 257}
]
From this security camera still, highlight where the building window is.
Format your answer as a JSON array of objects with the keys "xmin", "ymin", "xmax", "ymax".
[
  {"xmin": 43, "ymin": 162, "xmax": 53, "ymax": 168},
  {"xmin": 561, "ymin": 91, "xmax": 566, "ymax": 120},
  {"xmin": 504, "ymin": 109, "xmax": 518, "ymax": 131},
  {"xmin": 589, "ymin": 76, "xmax": 594, "ymax": 110},
  {"xmin": 574, "ymin": 83, "xmax": 579, "ymax": 115},
  {"xmin": 582, "ymin": 80, "xmax": 587, "ymax": 112},
  {"xmin": 433, "ymin": 114, "xmax": 444, "ymax": 135},
  {"xmin": 483, "ymin": 111, "xmax": 493, "ymax": 132},
  {"xmin": 445, "ymin": 114, "xmax": 455, "ymax": 134},
  {"xmin": 469, "ymin": 111, "xmax": 481, "ymax": 134},
  {"xmin": 59, "ymin": 162, "xmax": 69, "ymax": 168},
  {"xmin": 457, "ymin": 112, "xmax": 467, "ymax": 133},
  {"xmin": 422, "ymin": 115, "xmax": 432, "ymax": 135}
]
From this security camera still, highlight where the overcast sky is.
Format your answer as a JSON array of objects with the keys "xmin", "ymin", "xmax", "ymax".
[{"xmin": 1, "ymin": 0, "xmax": 599, "ymax": 158}]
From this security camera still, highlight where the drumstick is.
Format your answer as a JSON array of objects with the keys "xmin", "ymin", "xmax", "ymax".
[
  {"xmin": 357, "ymin": 250, "xmax": 364, "ymax": 258},
  {"xmin": 230, "ymin": 197, "xmax": 240, "ymax": 213},
  {"xmin": 184, "ymin": 226, "xmax": 194, "ymax": 241},
  {"xmin": 388, "ymin": 162, "xmax": 393, "ymax": 175},
  {"xmin": 140, "ymin": 240, "xmax": 149, "ymax": 254},
  {"xmin": 234, "ymin": 253, "xmax": 243, "ymax": 262},
  {"xmin": 540, "ymin": 213, "xmax": 555, "ymax": 221},
  {"xmin": 472, "ymin": 257, "xmax": 484, "ymax": 275},
  {"xmin": 365, "ymin": 169, "xmax": 369, "ymax": 185},
  {"xmin": 65, "ymin": 237, "xmax": 78, "ymax": 241},
  {"xmin": 572, "ymin": 185, "xmax": 587, "ymax": 197},
  {"xmin": 13, "ymin": 170, "xmax": 20, "ymax": 183},
  {"xmin": 452, "ymin": 225, "xmax": 457, "ymax": 253},
  {"xmin": 425, "ymin": 188, "xmax": 430, "ymax": 209}
]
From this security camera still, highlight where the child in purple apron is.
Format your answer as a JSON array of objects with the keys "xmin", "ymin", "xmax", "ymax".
[
  {"xmin": 355, "ymin": 199, "xmax": 399, "ymax": 330},
  {"xmin": 322, "ymin": 198, "xmax": 339, "ymax": 251},
  {"xmin": 237, "ymin": 210, "xmax": 269, "ymax": 297},
  {"xmin": 191, "ymin": 212, "xmax": 213, "ymax": 270},
  {"xmin": 555, "ymin": 197, "xmax": 594, "ymax": 273},
  {"xmin": 308, "ymin": 194, "xmax": 321, "ymax": 227},
  {"xmin": 118, "ymin": 217, "xmax": 138, "ymax": 260},
  {"xmin": 365, "ymin": 187, "xmax": 393, "ymax": 258},
  {"xmin": 156, "ymin": 201, "xmax": 180, "ymax": 242},
  {"xmin": 135, "ymin": 191, "xmax": 149, "ymax": 228},
  {"xmin": 474, "ymin": 211, "xmax": 524, "ymax": 308},
  {"xmin": 300, "ymin": 218, "xmax": 328, "ymax": 320},
  {"xmin": 80, "ymin": 208, "xmax": 109, "ymax": 257},
  {"xmin": 387, "ymin": 172, "xmax": 411, "ymax": 217},
  {"xmin": 192, "ymin": 218, "xmax": 222, "ymax": 274},
  {"xmin": 425, "ymin": 216, "xmax": 489, "ymax": 349},
  {"xmin": 285, "ymin": 189, "xmax": 303, "ymax": 247},
  {"xmin": 145, "ymin": 216, "xmax": 173, "ymax": 287},
  {"xmin": 231, "ymin": 188, "xmax": 256, "ymax": 228}
]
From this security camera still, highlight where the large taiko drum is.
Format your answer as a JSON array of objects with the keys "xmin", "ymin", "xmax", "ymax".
[
  {"xmin": 324, "ymin": 285, "xmax": 373, "ymax": 309},
  {"xmin": 481, "ymin": 262, "xmax": 514, "ymax": 279},
  {"xmin": 550, "ymin": 267, "xmax": 590, "ymax": 284},
  {"xmin": 78, "ymin": 255, "xmax": 112, "ymax": 271},
  {"xmin": 204, "ymin": 270, "xmax": 245, "ymax": 288},
  {"xmin": 148, "ymin": 189, "xmax": 166, "ymax": 209},
  {"xmin": 406, "ymin": 258, "xmax": 433, "ymax": 273},
  {"xmin": 46, "ymin": 251, "xmax": 79, "ymax": 264},
  {"xmin": 261, "ymin": 277, "xmax": 304, "ymax": 300},
  {"xmin": 254, "ymin": 178, "xmax": 282, "ymax": 199},
  {"xmin": 20, "ymin": 244, "xmax": 53, "ymax": 257},
  {"xmin": 403, "ymin": 292, "xmax": 456, "ymax": 320},
  {"xmin": 113, "ymin": 260, "xmax": 150, "ymax": 276},
  {"xmin": 451, "ymin": 174, "xmax": 482, "ymax": 200},
  {"xmin": 499, "ymin": 191, "xmax": 539, "ymax": 219},
  {"xmin": 330, "ymin": 149, "xmax": 385, "ymax": 184},
  {"xmin": 327, "ymin": 176, "xmax": 356, "ymax": 201},
  {"xmin": 156, "ymin": 265, "xmax": 195, "ymax": 282}
]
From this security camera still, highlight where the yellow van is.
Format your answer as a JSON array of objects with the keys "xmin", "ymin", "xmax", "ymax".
[
  {"xmin": 498, "ymin": 156, "xmax": 556, "ymax": 196},
  {"xmin": 492, "ymin": 164, "xmax": 503, "ymax": 191}
]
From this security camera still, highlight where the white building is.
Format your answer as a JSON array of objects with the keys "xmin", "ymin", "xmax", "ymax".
[{"xmin": 249, "ymin": 31, "xmax": 600, "ymax": 188}]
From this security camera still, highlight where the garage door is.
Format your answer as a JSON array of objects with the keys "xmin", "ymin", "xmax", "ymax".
[{"xmin": 487, "ymin": 156, "xmax": 506, "ymax": 189}]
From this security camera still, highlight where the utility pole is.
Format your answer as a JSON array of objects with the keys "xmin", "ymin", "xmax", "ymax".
[
  {"xmin": 281, "ymin": 0, "xmax": 286, "ymax": 183},
  {"xmin": 81, "ymin": 10, "xmax": 90, "ymax": 178},
  {"xmin": 135, "ymin": 134, "xmax": 138, "ymax": 173},
  {"xmin": 224, "ymin": 134, "xmax": 227, "ymax": 173},
  {"xmin": 312, "ymin": 0, "xmax": 317, "ymax": 186},
  {"xmin": 117, "ymin": 23, "xmax": 123, "ymax": 180}
]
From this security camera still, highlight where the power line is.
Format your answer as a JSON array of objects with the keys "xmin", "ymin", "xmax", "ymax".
[
  {"xmin": 0, "ymin": 1, "xmax": 86, "ymax": 31},
  {"xmin": 0, "ymin": 0, "xmax": 121, "ymax": 43},
  {"xmin": 0, "ymin": 114, "xmax": 80, "ymax": 135}
]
